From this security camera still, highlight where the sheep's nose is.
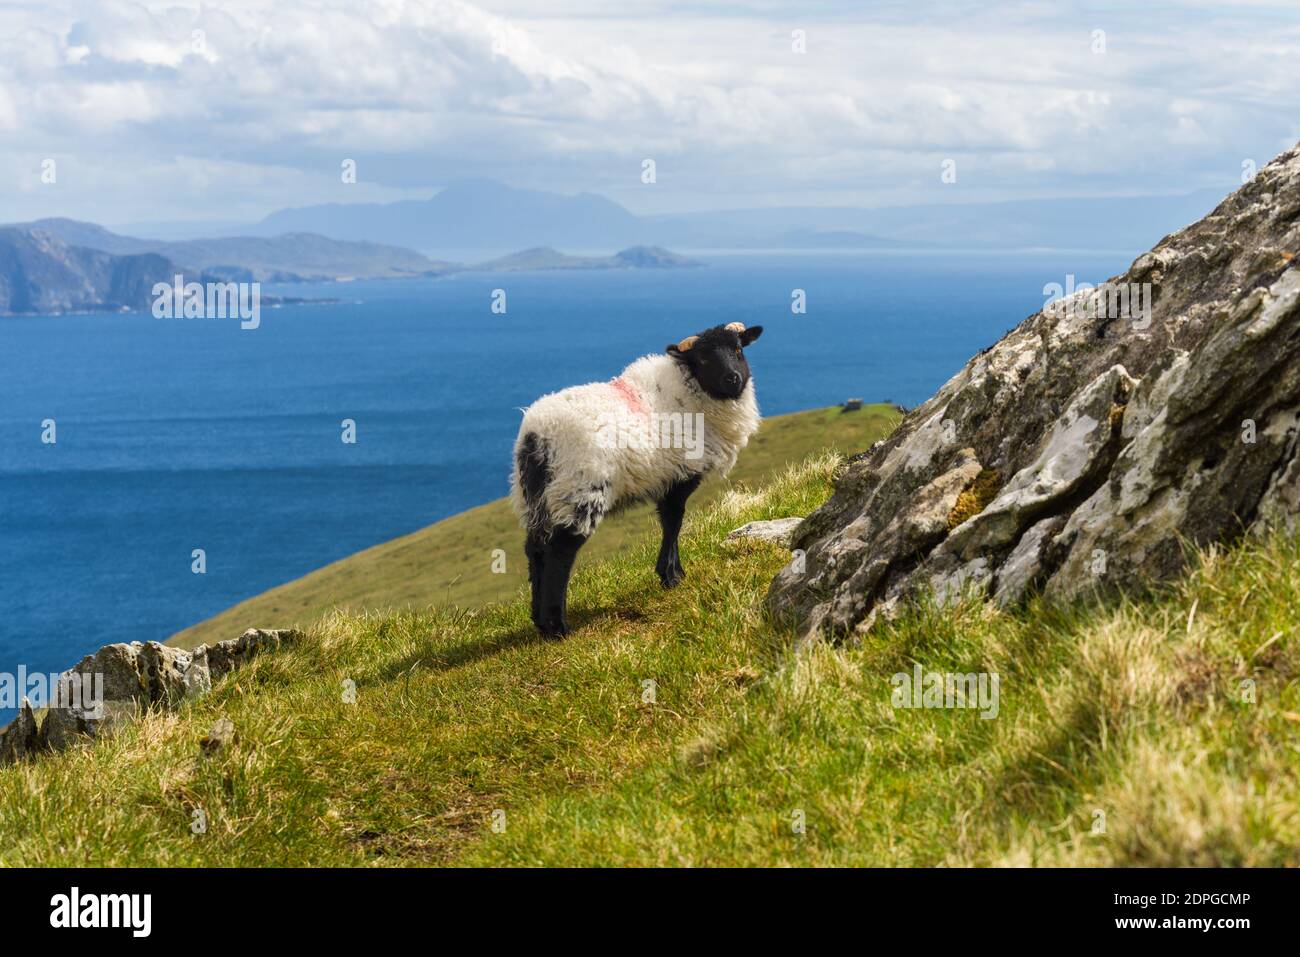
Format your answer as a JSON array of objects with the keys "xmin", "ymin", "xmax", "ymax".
[{"xmin": 725, "ymin": 371, "xmax": 742, "ymax": 389}]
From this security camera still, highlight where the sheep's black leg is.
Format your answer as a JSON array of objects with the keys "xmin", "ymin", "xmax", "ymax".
[
  {"xmin": 525, "ymin": 534, "xmax": 546, "ymax": 630},
  {"xmin": 655, "ymin": 475, "xmax": 701, "ymax": 589},
  {"xmin": 538, "ymin": 525, "xmax": 588, "ymax": 638},
  {"xmin": 516, "ymin": 432, "xmax": 558, "ymax": 634}
]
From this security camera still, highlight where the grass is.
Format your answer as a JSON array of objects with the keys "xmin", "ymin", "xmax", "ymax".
[
  {"xmin": 168, "ymin": 403, "xmax": 903, "ymax": 651},
  {"xmin": 2, "ymin": 442, "xmax": 1297, "ymax": 866}
]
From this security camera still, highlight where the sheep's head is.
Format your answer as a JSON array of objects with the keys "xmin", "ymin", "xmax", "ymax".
[{"xmin": 666, "ymin": 322, "xmax": 764, "ymax": 400}]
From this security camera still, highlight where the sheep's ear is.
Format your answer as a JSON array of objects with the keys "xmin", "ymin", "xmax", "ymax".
[{"xmin": 740, "ymin": 325, "xmax": 763, "ymax": 346}]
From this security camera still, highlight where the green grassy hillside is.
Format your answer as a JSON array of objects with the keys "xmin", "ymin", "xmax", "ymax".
[
  {"xmin": 169, "ymin": 404, "xmax": 902, "ymax": 651},
  {"xmin": 3, "ymin": 450, "xmax": 1297, "ymax": 866}
]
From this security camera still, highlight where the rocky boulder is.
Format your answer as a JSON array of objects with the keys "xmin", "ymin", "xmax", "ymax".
[
  {"xmin": 0, "ymin": 628, "xmax": 301, "ymax": 765},
  {"xmin": 769, "ymin": 142, "xmax": 1300, "ymax": 640},
  {"xmin": 727, "ymin": 517, "xmax": 805, "ymax": 547},
  {"xmin": 0, "ymin": 701, "xmax": 41, "ymax": 765}
]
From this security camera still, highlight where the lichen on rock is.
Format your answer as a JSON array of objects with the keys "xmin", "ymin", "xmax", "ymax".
[{"xmin": 947, "ymin": 469, "xmax": 1002, "ymax": 530}]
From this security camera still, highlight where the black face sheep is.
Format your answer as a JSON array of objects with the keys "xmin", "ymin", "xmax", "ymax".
[{"xmin": 510, "ymin": 322, "xmax": 764, "ymax": 638}]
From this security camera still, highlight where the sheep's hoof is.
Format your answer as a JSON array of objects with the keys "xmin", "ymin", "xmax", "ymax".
[
  {"xmin": 659, "ymin": 568, "xmax": 685, "ymax": 589},
  {"xmin": 537, "ymin": 616, "xmax": 570, "ymax": 639}
]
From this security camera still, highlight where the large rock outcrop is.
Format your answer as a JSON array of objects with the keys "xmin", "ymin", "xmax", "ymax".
[
  {"xmin": 770, "ymin": 142, "xmax": 1300, "ymax": 639},
  {"xmin": 0, "ymin": 628, "xmax": 300, "ymax": 765}
]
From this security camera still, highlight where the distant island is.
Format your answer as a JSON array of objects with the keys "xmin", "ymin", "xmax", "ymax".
[
  {"xmin": 471, "ymin": 245, "xmax": 702, "ymax": 272},
  {"xmin": 0, "ymin": 220, "xmax": 703, "ymax": 317}
]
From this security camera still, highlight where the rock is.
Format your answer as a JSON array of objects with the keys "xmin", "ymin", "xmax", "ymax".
[
  {"xmin": 42, "ymin": 641, "xmax": 202, "ymax": 750},
  {"xmin": 769, "ymin": 141, "xmax": 1300, "ymax": 641},
  {"xmin": 194, "ymin": 628, "xmax": 300, "ymax": 683},
  {"xmin": 2, "ymin": 627, "xmax": 301, "ymax": 765},
  {"xmin": 992, "ymin": 515, "xmax": 1067, "ymax": 607},
  {"xmin": 200, "ymin": 717, "xmax": 237, "ymax": 754},
  {"xmin": 727, "ymin": 517, "xmax": 806, "ymax": 547},
  {"xmin": 943, "ymin": 365, "xmax": 1136, "ymax": 559},
  {"xmin": 841, "ymin": 398, "xmax": 864, "ymax": 413},
  {"xmin": 0, "ymin": 700, "xmax": 41, "ymax": 764}
]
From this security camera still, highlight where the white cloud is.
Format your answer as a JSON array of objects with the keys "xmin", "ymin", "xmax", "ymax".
[{"xmin": 0, "ymin": 0, "xmax": 1297, "ymax": 223}]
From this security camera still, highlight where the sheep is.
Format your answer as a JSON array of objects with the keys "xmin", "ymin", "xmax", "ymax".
[{"xmin": 510, "ymin": 322, "xmax": 764, "ymax": 637}]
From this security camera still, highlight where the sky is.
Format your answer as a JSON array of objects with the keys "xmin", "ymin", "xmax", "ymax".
[{"xmin": 1, "ymin": 0, "xmax": 1298, "ymax": 226}]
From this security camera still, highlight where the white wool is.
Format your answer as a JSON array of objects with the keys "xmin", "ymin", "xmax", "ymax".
[{"xmin": 510, "ymin": 353, "xmax": 761, "ymax": 536}]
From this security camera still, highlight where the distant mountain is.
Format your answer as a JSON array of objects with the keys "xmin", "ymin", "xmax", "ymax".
[
  {"xmin": 610, "ymin": 246, "xmax": 703, "ymax": 269},
  {"xmin": 11, "ymin": 219, "xmax": 446, "ymax": 281},
  {"xmin": 0, "ymin": 220, "xmax": 704, "ymax": 315},
  {"xmin": 249, "ymin": 181, "xmax": 909, "ymax": 255},
  {"xmin": 474, "ymin": 245, "xmax": 702, "ymax": 272},
  {"xmin": 254, "ymin": 179, "xmax": 642, "ymax": 255},
  {"xmin": 767, "ymin": 229, "xmax": 901, "ymax": 249},
  {"xmin": 4, "ymin": 174, "xmax": 1228, "ymax": 314},
  {"xmin": 643, "ymin": 189, "xmax": 1227, "ymax": 253},
  {"xmin": 868, "ymin": 190, "xmax": 1227, "ymax": 250},
  {"xmin": 0, "ymin": 227, "xmax": 186, "ymax": 315},
  {"xmin": 248, "ymin": 178, "xmax": 1227, "ymax": 256},
  {"xmin": 473, "ymin": 247, "xmax": 603, "ymax": 271},
  {"xmin": 111, "ymin": 219, "xmax": 254, "ymax": 242}
]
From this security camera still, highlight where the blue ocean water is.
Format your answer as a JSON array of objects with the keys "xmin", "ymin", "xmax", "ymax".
[{"xmin": 0, "ymin": 250, "xmax": 1132, "ymax": 717}]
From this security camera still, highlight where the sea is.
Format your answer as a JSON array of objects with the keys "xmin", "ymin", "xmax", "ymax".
[{"xmin": 0, "ymin": 249, "xmax": 1134, "ymax": 718}]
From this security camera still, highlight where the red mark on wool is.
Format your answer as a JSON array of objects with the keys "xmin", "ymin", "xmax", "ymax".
[{"xmin": 609, "ymin": 377, "xmax": 648, "ymax": 416}]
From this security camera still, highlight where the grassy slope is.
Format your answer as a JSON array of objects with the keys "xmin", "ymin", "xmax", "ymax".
[
  {"xmin": 3, "ymin": 449, "xmax": 1297, "ymax": 866},
  {"xmin": 169, "ymin": 404, "xmax": 902, "ymax": 651}
]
